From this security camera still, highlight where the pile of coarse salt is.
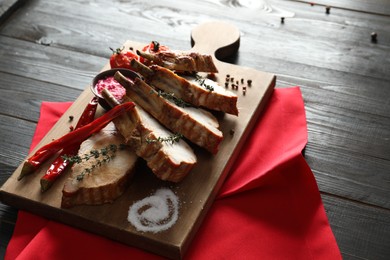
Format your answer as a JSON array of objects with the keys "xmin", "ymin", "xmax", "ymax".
[{"xmin": 127, "ymin": 188, "xmax": 179, "ymax": 233}]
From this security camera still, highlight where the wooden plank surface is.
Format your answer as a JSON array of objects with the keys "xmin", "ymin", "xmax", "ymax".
[
  {"xmin": 293, "ymin": 0, "xmax": 390, "ymax": 16},
  {"xmin": 0, "ymin": 0, "xmax": 389, "ymax": 259},
  {"xmin": 0, "ymin": 0, "xmax": 26, "ymax": 24},
  {"xmin": 0, "ymin": 22, "xmax": 275, "ymax": 259}
]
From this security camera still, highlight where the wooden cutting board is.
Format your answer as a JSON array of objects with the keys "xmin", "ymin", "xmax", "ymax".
[{"xmin": 0, "ymin": 21, "xmax": 275, "ymax": 259}]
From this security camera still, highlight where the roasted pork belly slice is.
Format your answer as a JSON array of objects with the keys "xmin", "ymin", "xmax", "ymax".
[
  {"xmin": 127, "ymin": 103, "xmax": 197, "ymax": 182},
  {"xmin": 61, "ymin": 122, "xmax": 138, "ymax": 208},
  {"xmin": 115, "ymin": 72, "xmax": 223, "ymax": 154},
  {"xmin": 137, "ymin": 50, "xmax": 218, "ymax": 73},
  {"xmin": 101, "ymin": 90, "xmax": 197, "ymax": 182},
  {"xmin": 130, "ymin": 60, "xmax": 238, "ymax": 115}
]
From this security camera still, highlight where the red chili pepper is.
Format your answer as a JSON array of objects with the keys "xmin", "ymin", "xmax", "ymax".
[
  {"xmin": 18, "ymin": 101, "xmax": 135, "ymax": 181},
  {"xmin": 40, "ymin": 97, "xmax": 99, "ymax": 192}
]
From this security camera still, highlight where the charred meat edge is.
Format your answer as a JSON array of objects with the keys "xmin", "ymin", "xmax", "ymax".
[
  {"xmin": 137, "ymin": 49, "xmax": 218, "ymax": 73},
  {"xmin": 131, "ymin": 59, "xmax": 238, "ymax": 115},
  {"xmin": 114, "ymin": 71, "xmax": 223, "ymax": 154},
  {"xmin": 102, "ymin": 89, "xmax": 197, "ymax": 182},
  {"xmin": 61, "ymin": 122, "xmax": 138, "ymax": 208}
]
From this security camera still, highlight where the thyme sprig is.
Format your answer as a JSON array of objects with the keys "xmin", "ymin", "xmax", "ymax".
[
  {"xmin": 146, "ymin": 133, "xmax": 184, "ymax": 145},
  {"xmin": 62, "ymin": 144, "xmax": 127, "ymax": 181},
  {"xmin": 156, "ymin": 90, "xmax": 191, "ymax": 108},
  {"xmin": 195, "ymin": 74, "xmax": 214, "ymax": 91}
]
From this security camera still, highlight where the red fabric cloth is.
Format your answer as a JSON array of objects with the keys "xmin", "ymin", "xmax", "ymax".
[{"xmin": 5, "ymin": 87, "xmax": 341, "ymax": 260}]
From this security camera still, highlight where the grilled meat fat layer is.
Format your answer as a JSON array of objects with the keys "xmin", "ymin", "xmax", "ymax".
[
  {"xmin": 137, "ymin": 50, "xmax": 218, "ymax": 73},
  {"xmin": 102, "ymin": 90, "xmax": 197, "ymax": 182},
  {"xmin": 126, "ymin": 102, "xmax": 197, "ymax": 182},
  {"xmin": 131, "ymin": 60, "xmax": 238, "ymax": 115},
  {"xmin": 115, "ymin": 71, "xmax": 223, "ymax": 154},
  {"xmin": 61, "ymin": 122, "xmax": 138, "ymax": 208}
]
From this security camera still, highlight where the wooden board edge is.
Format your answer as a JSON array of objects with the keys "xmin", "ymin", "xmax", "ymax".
[
  {"xmin": 179, "ymin": 74, "xmax": 276, "ymax": 259},
  {"xmin": 0, "ymin": 0, "xmax": 27, "ymax": 25},
  {"xmin": 0, "ymin": 33, "xmax": 277, "ymax": 258},
  {"xmin": 0, "ymin": 188, "xmax": 183, "ymax": 259}
]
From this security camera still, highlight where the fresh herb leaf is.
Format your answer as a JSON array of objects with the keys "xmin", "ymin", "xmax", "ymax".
[
  {"xmin": 195, "ymin": 74, "xmax": 214, "ymax": 91},
  {"xmin": 156, "ymin": 90, "xmax": 191, "ymax": 108},
  {"xmin": 62, "ymin": 144, "xmax": 126, "ymax": 181},
  {"xmin": 152, "ymin": 41, "xmax": 160, "ymax": 52},
  {"xmin": 146, "ymin": 133, "xmax": 184, "ymax": 145}
]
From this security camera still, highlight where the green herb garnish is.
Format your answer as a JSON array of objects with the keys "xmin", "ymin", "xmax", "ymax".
[
  {"xmin": 152, "ymin": 41, "xmax": 160, "ymax": 52},
  {"xmin": 195, "ymin": 74, "xmax": 214, "ymax": 91},
  {"xmin": 62, "ymin": 144, "xmax": 127, "ymax": 181},
  {"xmin": 146, "ymin": 133, "xmax": 184, "ymax": 145},
  {"xmin": 156, "ymin": 90, "xmax": 191, "ymax": 108}
]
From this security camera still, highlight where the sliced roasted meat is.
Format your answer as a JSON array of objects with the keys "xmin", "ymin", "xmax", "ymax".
[
  {"xmin": 182, "ymin": 74, "xmax": 238, "ymax": 115},
  {"xmin": 130, "ymin": 60, "xmax": 238, "ymax": 115},
  {"xmin": 128, "ymin": 103, "xmax": 197, "ymax": 182},
  {"xmin": 137, "ymin": 49, "xmax": 218, "ymax": 73},
  {"xmin": 101, "ymin": 88, "xmax": 140, "ymax": 143},
  {"xmin": 102, "ymin": 89, "xmax": 197, "ymax": 182},
  {"xmin": 61, "ymin": 122, "xmax": 138, "ymax": 208},
  {"xmin": 114, "ymin": 71, "xmax": 223, "ymax": 154}
]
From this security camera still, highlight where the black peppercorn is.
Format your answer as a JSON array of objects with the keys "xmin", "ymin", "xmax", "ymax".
[{"xmin": 371, "ymin": 32, "xmax": 378, "ymax": 43}]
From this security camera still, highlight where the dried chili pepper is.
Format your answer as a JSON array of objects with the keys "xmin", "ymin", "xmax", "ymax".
[
  {"xmin": 40, "ymin": 97, "xmax": 99, "ymax": 192},
  {"xmin": 18, "ymin": 101, "xmax": 136, "ymax": 181}
]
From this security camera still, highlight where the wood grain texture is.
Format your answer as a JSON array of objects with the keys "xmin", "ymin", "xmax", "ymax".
[
  {"xmin": 0, "ymin": 0, "xmax": 389, "ymax": 259},
  {"xmin": 0, "ymin": 0, "xmax": 26, "ymax": 24},
  {"xmin": 322, "ymin": 193, "xmax": 390, "ymax": 259},
  {"xmin": 293, "ymin": 0, "xmax": 390, "ymax": 16}
]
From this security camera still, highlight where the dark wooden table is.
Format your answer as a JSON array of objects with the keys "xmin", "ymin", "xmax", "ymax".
[{"xmin": 1, "ymin": 0, "xmax": 389, "ymax": 259}]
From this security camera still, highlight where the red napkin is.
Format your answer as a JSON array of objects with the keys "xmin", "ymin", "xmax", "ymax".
[{"xmin": 5, "ymin": 87, "xmax": 341, "ymax": 259}]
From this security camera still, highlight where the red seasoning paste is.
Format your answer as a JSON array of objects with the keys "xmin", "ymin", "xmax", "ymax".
[{"xmin": 95, "ymin": 76, "xmax": 126, "ymax": 102}]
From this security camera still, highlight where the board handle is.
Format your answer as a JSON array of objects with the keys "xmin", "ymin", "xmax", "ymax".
[{"xmin": 190, "ymin": 21, "xmax": 240, "ymax": 61}]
